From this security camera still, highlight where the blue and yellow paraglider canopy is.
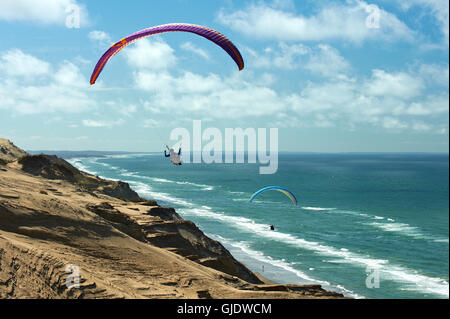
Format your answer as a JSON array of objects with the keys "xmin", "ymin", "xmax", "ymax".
[{"xmin": 250, "ymin": 186, "xmax": 297, "ymax": 206}]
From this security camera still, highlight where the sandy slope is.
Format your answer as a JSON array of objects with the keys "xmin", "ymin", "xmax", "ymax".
[
  {"xmin": 0, "ymin": 139, "xmax": 27, "ymax": 164},
  {"xmin": 0, "ymin": 141, "xmax": 344, "ymax": 299}
]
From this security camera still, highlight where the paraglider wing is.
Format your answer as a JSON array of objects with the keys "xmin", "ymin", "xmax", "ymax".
[
  {"xmin": 250, "ymin": 186, "xmax": 297, "ymax": 206},
  {"xmin": 90, "ymin": 23, "xmax": 244, "ymax": 85}
]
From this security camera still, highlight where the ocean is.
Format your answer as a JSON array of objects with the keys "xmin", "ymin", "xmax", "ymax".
[{"xmin": 68, "ymin": 153, "xmax": 449, "ymax": 299}]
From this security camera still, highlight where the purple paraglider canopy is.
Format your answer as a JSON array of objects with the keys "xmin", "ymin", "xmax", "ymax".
[{"xmin": 90, "ymin": 23, "xmax": 244, "ymax": 85}]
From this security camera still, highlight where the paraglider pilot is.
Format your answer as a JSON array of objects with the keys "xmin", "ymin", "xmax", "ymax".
[{"xmin": 165, "ymin": 146, "xmax": 182, "ymax": 166}]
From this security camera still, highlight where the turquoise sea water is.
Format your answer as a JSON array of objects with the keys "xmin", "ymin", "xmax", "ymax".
[{"xmin": 68, "ymin": 153, "xmax": 449, "ymax": 299}]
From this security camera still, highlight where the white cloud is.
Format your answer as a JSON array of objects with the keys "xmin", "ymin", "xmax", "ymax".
[
  {"xmin": 217, "ymin": 1, "xmax": 414, "ymax": 43},
  {"xmin": 119, "ymin": 104, "xmax": 138, "ymax": 117},
  {"xmin": 401, "ymin": 94, "xmax": 449, "ymax": 116},
  {"xmin": 0, "ymin": 81, "xmax": 94, "ymax": 114},
  {"xmin": 304, "ymin": 45, "xmax": 350, "ymax": 77},
  {"xmin": 419, "ymin": 63, "xmax": 449, "ymax": 86},
  {"xmin": 53, "ymin": 60, "xmax": 86, "ymax": 87},
  {"xmin": 0, "ymin": 50, "xmax": 94, "ymax": 114},
  {"xmin": 134, "ymin": 70, "xmax": 283, "ymax": 118},
  {"xmin": 0, "ymin": 0, "xmax": 88, "ymax": 26},
  {"xmin": 412, "ymin": 122, "xmax": 432, "ymax": 131},
  {"xmin": 392, "ymin": 0, "xmax": 449, "ymax": 46},
  {"xmin": 142, "ymin": 119, "xmax": 160, "ymax": 128},
  {"xmin": 180, "ymin": 42, "xmax": 210, "ymax": 60},
  {"xmin": 88, "ymin": 30, "xmax": 111, "ymax": 46},
  {"xmin": 277, "ymin": 71, "xmax": 447, "ymax": 131},
  {"xmin": 125, "ymin": 38, "xmax": 177, "ymax": 70},
  {"xmin": 2, "ymin": 48, "xmax": 444, "ymax": 134},
  {"xmin": 382, "ymin": 117, "xmax": 408, "ymax": 129},
  {"xmin": 364, "ymin": 69, "xmax": 424, "ymax": 99},
  {"xmin": 404, "ymin": 102, "xmax": 432, "ymax": 116},
  {"xmin": 247, "ymin": 43, "xmax": 309, "ymax": 70},
  {"xmin": 135, "ymin": 71, "xmax": 223, "ymax": 94},
  {"xmin": 132, "ymin": 62, "xmax": 447, "ymax": 134},
  {"xmin": 246, "ymin": 43, "xmax": 349, "ymax": 77},
  {"xmin": 141, "ymin": 100, "xmax": 162, "ymax": 114},
  {"xmin": 0, "ymin": 49, "xmax": 50, "ymax": 78},
  {"xmin": 82, "ymin": 119, "xmax": 124, "ymax": 128}
]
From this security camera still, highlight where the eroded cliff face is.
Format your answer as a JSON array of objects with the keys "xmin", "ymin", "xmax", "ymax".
[
  {"xmin": 85, "ymin": 202, "xmax": 263, "ymax": 284},
  {"xmin": 0, "ymin": 139, "xmax": 345, "ymax": 299}
]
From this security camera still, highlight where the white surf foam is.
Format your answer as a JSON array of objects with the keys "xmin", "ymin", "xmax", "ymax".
[
  {"xmin": 103, "ymin": 153, "xmax": 157, "ymax": 159},
  {"xmin": 128, "ymin": 181, "xmax": 195, "ymax": 207},
  {"xmin": 322, "ymin": 209, "xmax": 448, "ymax": 245},
  {"xmin": 151, "ymin": 177, "xmax": 175, "ymax": 183},
  {"xmin": 91, "ymin": 159, "xmax": 121, "ymax": 171},
  {"xmin": 67, "ymin": 158, "xmax": 98, "ymax": 176},
  {"xmin": 301, "ymin": 207, "xmax": 337, "ymax": 211},
  {"xmin": 121, "ymin": 173, "xmax": 215, "ymax": 191},
  {"xmin": 367, "ymin": 222, "xmax": 449, "ymax": 244},
  {"xmin": 175, "ymin": 181, "xmax": 214, "ymax": 191}
]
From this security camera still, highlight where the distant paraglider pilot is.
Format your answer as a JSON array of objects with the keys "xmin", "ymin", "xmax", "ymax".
[{"xmin": 165, "ymin": 147, "xmax": 182, "ymax": 166}]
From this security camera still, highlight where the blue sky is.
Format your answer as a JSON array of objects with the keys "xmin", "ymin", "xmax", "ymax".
[{"xmin": 0, "ymin": 0, "xmax": 448, "ymax": 152}]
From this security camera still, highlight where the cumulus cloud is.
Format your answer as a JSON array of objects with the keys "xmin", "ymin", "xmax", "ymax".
[
  {"xmin": 53, "ymin": 60, "xmax": 87, "ymax": 87},
  {"xmin": 399, "ymin": 94, "xmax": 449, "ymax": 116},
  {"xmin": 245, "ymin": 43, "xmax": 309, "ymax": 70},
  {"xmin": 119, "ymin": 104, "xmax": 138, "ymax": 117},
  {"xmin": 283, "ymin": 72, "xmax": 448, "ymax": 131},
  {"xmin": 0, "ymin": 49, "xmax": 50, "ymax": 78},
  {"xmin": 2, "ymin": 42, "xmax": 445, "ymax": 137},
  {"xmin": 180, "ymin": 42, "xmax": 210, "ymax": 60},
  {"xmin": 125, "ymin": 38, "xmax": 177, "ymax": 70},
  {"xmin": 82, "ymin": 119, "xmax": 124, "ymax": 128},
  {"xmin": 0, "ymin": 49, "xmax": 94, "ymax": 114},
  {"xmin": 133, "ymin": 70, "xmax": 284, "ymax": 118},
  {"xmin": 0, "ymin": 0, "xmax": 88, "ymax": 26},
  {"xmin": 391, "ymin": 0, "xmax": 449, "ymax": 46},
  {"xmin": 382, "ymin": 117, "xmax": 408, "ymax": 130},
  {"xmin": 419, "ymin": 63, "xmax": 449, "ymax": 86},
  {"xmin": 217, "ymin": 0, "xmax": 414, "ymax": 43},
  {"xmin": 88, "ymin": 30, "xmax": 112, "ymax": 46},
  {"xmin": 363, "ymin": 69, "xmax": 425, "ymax": 99},
  {"xmin": 0, "ymin": 81, "xmax": 94, "ymax": 114},
  {"xmin": 304, "ymin": 45, "xmax": 351, "ymax": 77},
  {"xmin": 142, "ymin": 119, "xmax": 160, "ymax": 128},
  {"xmin": 245, "ymin": 43, "xmax": 350, "ymax": 78},
  {"xmin": 412, "ymin": 122, "xmax": 432, "ymax": 131},
  {"xmin": 131, "ymin": 60, "xmax": 447, "ymax": 133},
  {"xmin": 135, "ymin": 71, "xmax": 222, "ymax": 94}
]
